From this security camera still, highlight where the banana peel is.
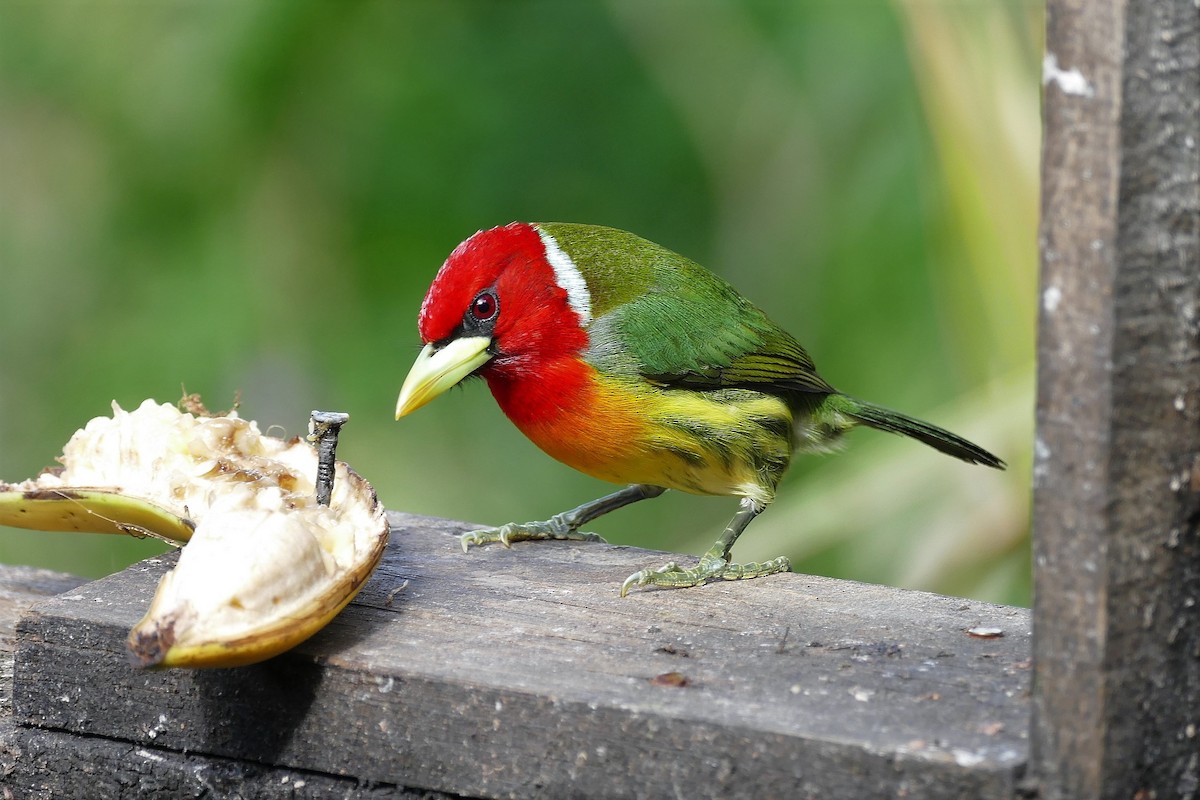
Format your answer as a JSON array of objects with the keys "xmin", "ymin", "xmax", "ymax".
[
  {"xmin": 0, "ymin": 486, "xmax": 195, "ymax": 543},
  {"xmin": 1, "ymin": 399, "xmax": 388, "ymax": 669}
]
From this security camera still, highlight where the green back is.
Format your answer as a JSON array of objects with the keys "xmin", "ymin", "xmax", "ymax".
[{"xmin": 539, "ymin": 223, "xmax": 835, "ymax": 396}]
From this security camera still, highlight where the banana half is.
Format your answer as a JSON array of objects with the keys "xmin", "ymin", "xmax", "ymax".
[{"xmin": 0, "ymin": 399, "xmax": 388, "ymax": 669}]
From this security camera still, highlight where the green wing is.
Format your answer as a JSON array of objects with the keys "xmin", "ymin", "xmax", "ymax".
[
  {"xmin": 543, "ymin": 223, "xmax": 835, "ymax": 396},
  {"xmin": 609, "ymin": 270, "xmax": 835, "ymax": 395}
]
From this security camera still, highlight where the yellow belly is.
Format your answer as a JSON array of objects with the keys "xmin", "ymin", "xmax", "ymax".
[{"xmin": 514, "ymin": 379, "xmax": 794, "ymax": 505}]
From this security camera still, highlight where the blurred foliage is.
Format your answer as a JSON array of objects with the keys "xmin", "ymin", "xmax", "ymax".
[{"xmin": 0, "ymin": 0, "xmax": 1041, "ymax": 605}]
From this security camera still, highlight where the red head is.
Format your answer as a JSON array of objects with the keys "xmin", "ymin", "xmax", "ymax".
[
  {"xmin": 417, "ymin": 223, "xmax": 591, "ymax": 379},
  {"xmin": 396, "ymin": 223, "xmax": 592, "ymax": 417}
]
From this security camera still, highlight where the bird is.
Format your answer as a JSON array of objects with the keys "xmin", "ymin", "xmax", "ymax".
[{"xmin": 395, "ymin": 222, "xmax": 1004, "ymax": 596}]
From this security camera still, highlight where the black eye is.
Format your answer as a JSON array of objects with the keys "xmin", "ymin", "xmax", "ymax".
[{"xmin": 470, "ymin": 290, "xmax": 498, "ymax": 321}]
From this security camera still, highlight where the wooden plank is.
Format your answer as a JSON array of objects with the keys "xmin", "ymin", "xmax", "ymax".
[
  {"xmin": 1034, "ymin": 0, "xmax": 1200, "ymax": 797},
  {"xmin": 0, "ymin": 565, "xmax": 82, "ymax": 798},
  {"xmin": 12, "ymin": 512, "xmax": 1031, "ymax": 800},
  {"xmin": 0, "ymin": 566, "xmax": 86, "ymax": 641},
  {"xmin": 0, "ymin": 565, "xmax": 87, "ymax": 716},
  {"xmin": 7, "ymin": 725, "xmax": 455, "ymax": 800},
  {"xmin": 0, "ymin": 564, "xmax": 449, "ymax": 799}
]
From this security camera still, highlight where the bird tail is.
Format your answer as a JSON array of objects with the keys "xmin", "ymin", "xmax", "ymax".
[{"xmin": 834, "ymin": 396, "xmax": 1005, "ymax": 469}]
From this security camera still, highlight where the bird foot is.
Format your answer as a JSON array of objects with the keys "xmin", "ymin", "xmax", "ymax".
[
  {"xmin": 460, "ymin": 519, "xmax": 607, "ymax": 552},
  {"xmin": 620, "ymin": 554, "xmax": 791, "ymax": 597}
]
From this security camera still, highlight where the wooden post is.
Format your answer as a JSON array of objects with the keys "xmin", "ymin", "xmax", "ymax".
[{"xmin": 1033, "ymin": 0, "xmax": 1200, "ymax": 797}]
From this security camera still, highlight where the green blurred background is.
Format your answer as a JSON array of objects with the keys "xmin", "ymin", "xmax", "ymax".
[{"xmin": 0, "ymin": 0, "xmax": 1040, "ymax": 605}]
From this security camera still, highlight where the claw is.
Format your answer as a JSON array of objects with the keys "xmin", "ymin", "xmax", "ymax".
[
  {"xmin": 620, "ymin": 561, "xmax": 683, "ymax": 597},
  {"xmin": 460, "ymin": 529, "xmax": 499, "ymax": 552}
]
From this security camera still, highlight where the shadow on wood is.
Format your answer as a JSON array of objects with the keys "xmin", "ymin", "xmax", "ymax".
[{"xmin": 194, "ymin": 657, "xmax": 326, "ymax": 766}]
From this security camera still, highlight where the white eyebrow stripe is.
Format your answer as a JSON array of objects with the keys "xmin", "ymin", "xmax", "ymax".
[{"xmin": 535, "ymin": 226, "xmax": 592, "ymax": 326}]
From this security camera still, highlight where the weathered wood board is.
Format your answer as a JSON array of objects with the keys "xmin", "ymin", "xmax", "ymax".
[
  {"xmin": 6, "ymin": 724, "xmax": 453, "ymax": 800},
  {"xmin": 0, "ymin": 564, "xmax": 447, "ymax": 799},
  {"xmin": 9, "ymin": 512, "xmax": 1031, "ymax": 799},
  {"xmin": 0, "ymin": 565, "xmax": 87, "ymax": 716}
]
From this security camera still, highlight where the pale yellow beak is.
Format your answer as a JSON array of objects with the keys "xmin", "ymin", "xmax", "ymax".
[{"xmin": 395, "ymin": 337, "xmax": 493, "ymax": 418}]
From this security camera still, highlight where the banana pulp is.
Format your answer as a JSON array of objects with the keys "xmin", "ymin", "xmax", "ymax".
[{"xmin": 0, "ymin": 399, "xmax": 388, "ymax": 669}]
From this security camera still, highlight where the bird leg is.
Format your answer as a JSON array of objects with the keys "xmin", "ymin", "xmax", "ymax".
[
  {"xmin": 620, "ymin": 497, "xmax": 790, "ymax": 596},
  {"xmin": 460, "ymin": 484, "xmax": 666, "ymax": 552}
]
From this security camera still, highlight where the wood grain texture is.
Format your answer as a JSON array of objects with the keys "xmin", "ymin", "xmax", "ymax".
[
  {"xmin": 11, "ymin": 512, "xmax": 1030, "ymax": 799},
  {"xmin": 1034, "ymin": 0, "xmax": 1200, "ymax": 797},
  {"xmin": 0, "ymin": 566, "xmax": 86, "ymax": 716},
  {"xmin": 1, "ymin": 565, "xmax": 85, "ymax": 799},
  {"xmin": 6, "ymin": 724, "xmax": 457, "ymax": 800},
  {"xmin": 0, "ymin": 563, "xmax": 448, "ymax": 799}
]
